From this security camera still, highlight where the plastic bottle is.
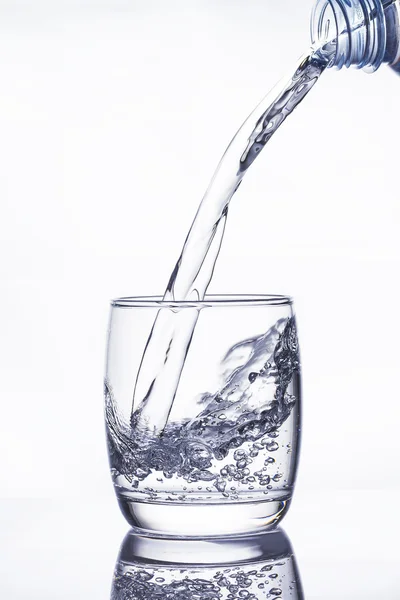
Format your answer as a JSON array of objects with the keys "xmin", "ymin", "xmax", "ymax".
[{"xmin": 311, "ymin": 0, "xmax": 400, "ymax": 73}]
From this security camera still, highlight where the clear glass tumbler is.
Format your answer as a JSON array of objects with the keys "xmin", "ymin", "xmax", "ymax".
[{"xmin": 105, "ymin": 295, "xmax": 301, "ymax": 537}]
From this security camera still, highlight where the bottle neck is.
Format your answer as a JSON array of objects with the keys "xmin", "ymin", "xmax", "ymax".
[{"xmin": 311, "ymin": 0, "xmax": 400, "ymax": 72}]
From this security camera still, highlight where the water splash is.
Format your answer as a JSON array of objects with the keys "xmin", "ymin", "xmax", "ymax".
[{"xmin": 106, "ymin": 317, "xmax": 300, "ymax": 499}]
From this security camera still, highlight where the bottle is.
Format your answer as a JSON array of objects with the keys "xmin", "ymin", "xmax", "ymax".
[{"xmin": 311, "ymin": 0, "xmax": 400, "ymax": 73}]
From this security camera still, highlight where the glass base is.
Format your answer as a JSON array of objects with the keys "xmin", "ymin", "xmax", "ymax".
[{"xmin": 118, "ymin": 497, "xmax": 291, "ymax": 538}]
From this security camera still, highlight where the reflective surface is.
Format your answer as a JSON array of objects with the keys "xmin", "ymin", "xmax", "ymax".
[
  {"xmin": 111, "ymin": 528, "xmax": 303, "ymax": 599},
  {"xmin": 2, "ymin": 492, "xmax": 400, "ymax": 598}
]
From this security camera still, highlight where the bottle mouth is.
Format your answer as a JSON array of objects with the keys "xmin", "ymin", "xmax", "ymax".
[{"xmin": 311, "ymin": 0, "xmax": 388, "ymax": 71}]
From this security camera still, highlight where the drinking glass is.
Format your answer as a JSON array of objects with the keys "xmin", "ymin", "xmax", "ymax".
[
  {"xmin": 111, "ymin": 527, "xmax": 304, "ymax": 599},
  {"xmin": 105, "ymin": 295, "xmax": 301, "ymax": 537}
]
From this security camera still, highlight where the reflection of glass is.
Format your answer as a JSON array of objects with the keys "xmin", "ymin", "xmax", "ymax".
[
  {"xmin": 110, "ymin": 528, "xmax": 304, "ymax": 599},
  {"xmin": 105, "ymin": 296, "xmax": 301, "ymax": 536}
]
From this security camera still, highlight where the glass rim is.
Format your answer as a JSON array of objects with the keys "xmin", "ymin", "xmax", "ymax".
[{"xmin": 111, "ymin": 294, "xmax": 293, "ymax": 308}]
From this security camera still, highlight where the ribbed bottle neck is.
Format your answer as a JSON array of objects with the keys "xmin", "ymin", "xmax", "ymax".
[{"xmin": 311, "ymin": 0, "xmax": 400, "ymax": 72}]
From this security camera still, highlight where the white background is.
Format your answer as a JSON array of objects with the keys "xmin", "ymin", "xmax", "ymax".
[{"xmin": 1, "ymin": 0, "xmax": 400, "ymax": 597}]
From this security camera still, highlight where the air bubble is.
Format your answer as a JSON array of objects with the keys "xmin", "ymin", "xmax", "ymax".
[
  {"xmin": 234, "ymin": 449, "xmax": 247, "ymax": 461},
  {"xmin": 214, "ymin": 478, "xmax": 227, "ymax": 493},
  {"xmin": 266, "ymin": 441, "xmax": 279, "ymax": 452}
]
